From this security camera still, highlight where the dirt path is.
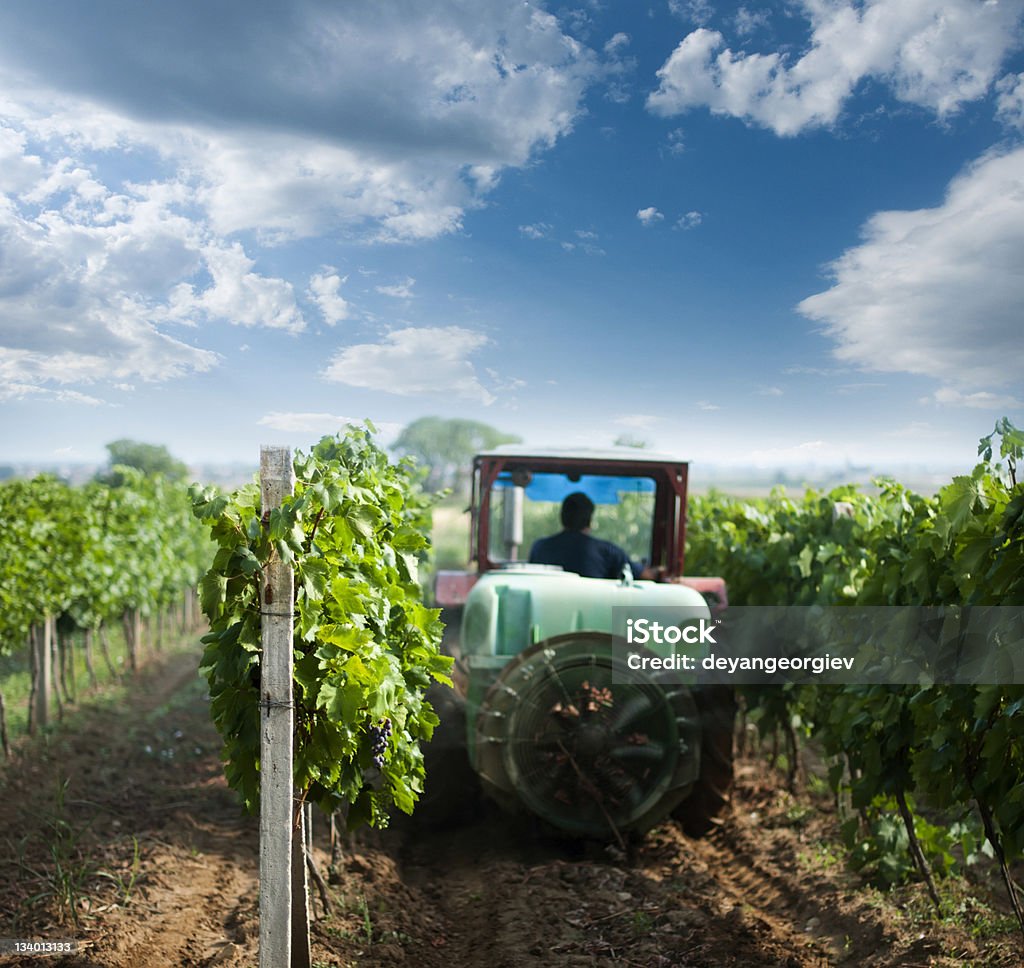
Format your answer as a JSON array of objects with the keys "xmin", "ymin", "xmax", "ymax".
[
  {"xmin": 390, "ymin": 799, "xmax": 842, "ymax": 968},
  {"xmin": 0, "ymin": 647, "xmax": 262, "ymax": 967},
  {"xmin": 1, "ymin": 648, "xmax": 1019, "ymax": 967}
]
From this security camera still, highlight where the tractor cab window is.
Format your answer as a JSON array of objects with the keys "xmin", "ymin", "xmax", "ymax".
[{"xmin": 486, "ymin": 471, "xmax": 656, "ymax": 568}]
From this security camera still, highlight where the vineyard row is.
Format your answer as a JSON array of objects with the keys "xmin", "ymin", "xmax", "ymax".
[
  {"xmin": 686, "ymin": 418, "xmax": 1023, "ymax": 928},
  {"xmin": 0, "ymin": 467, "xmax": 211, "ymax": 743}
]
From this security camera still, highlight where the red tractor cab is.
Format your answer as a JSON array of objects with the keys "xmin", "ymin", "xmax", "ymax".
[{"xmin": 435, "ymin": 446, "xmax": 727, "ymax": 613}]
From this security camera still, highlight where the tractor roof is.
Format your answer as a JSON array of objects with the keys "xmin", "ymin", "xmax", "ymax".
[{"xmin": 476, "ymin": 444, "xmax": 689, "ymax": 465}]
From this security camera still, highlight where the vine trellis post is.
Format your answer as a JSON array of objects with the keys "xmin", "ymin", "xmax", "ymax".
[
  {"xmin": 259, "ymin": 446, "xmax": 311, "ymax": 968},
  {"xmin": 33, "ymin": 616, "xmax": 55, "ymax": 730}
]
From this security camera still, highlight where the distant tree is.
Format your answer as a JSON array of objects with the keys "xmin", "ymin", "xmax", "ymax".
[
  {"xmin": 97, "ymin": 439, "xmax": 188, "ymax": 485},
  {"xmin": 613, "ymin": 434, "xmax": 649, "ymax": 449},
  {"xmin": 392, "ymin": 417, "xmax": 521, "ymax": 494}
]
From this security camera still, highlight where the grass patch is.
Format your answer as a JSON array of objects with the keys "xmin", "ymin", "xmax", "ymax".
[
  {"xmin": 12, "ymin": 776, "xmax": 97, "ymax": 927},
  {"xmin": 0, "ymin": 616, "xmax": 199, "ymax": 758},
  {"xmin": 430, "ymin": 505, "xmax": 471, "ymax": 571}
]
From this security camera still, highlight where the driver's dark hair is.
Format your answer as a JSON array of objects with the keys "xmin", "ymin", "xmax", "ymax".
[{"xmin": 561, "ymin": 491, "xmax": 594, "ymax": 531}]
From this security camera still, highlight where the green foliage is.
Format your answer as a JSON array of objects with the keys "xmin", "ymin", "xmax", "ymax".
[
  {"xmin": 492, "ymin": 489, "xmax": 656, "ymax": 565},
  {"xmin": 392, "ymin": 416, "xmax": 520, "ymax": 494},
  {"xmin": 592, "ymin": 491, "xmax": 656, "ymax": 563},
  {"xmin": 686, "ymin": 419, "xmax": 1024, "ymax": 889},
  {"xmin": 0, "ymin": 470, "xmax": 207, "ymax": 654},
  {"xmin": 97, "ymin": 439, "xmax": 189, "ymax": 485},
  {"xmin": 842, "ymin": 797, "xmax": 978, "ymax": 888},
  {"xmin": 686, "ymin": 485, "xmax": 876, "ymax": 605},
  {"xmin": 193, "ymin": 426, "xmax": 451, "ymax": 828},
  {"xmin": 0, "ymin": 475, "xmax": 79, "ymax": 650}
]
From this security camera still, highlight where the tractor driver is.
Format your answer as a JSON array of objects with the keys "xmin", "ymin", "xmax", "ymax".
[{"xmin": 529, "ymin": 491, "xmax": 661, "ymax": 580}]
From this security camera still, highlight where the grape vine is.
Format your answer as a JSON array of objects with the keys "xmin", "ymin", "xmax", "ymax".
[
  {"xmin": 0, "ymin": 468, "xmax": 209, "ymax": 743},
  {"xmin": 686, "ymin": 418, "xmax": 1024, "ymax": 927},
  {"xmin": 191, "ymin": 426, "xmax": 451, "ymax": 830}
]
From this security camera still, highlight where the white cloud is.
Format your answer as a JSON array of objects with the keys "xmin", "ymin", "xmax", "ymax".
[
  {"xmin": 605, "ymin": 83, "xmax": 632, "ymax": 104},
  {"xmin": 0, "ymin": 1, "xmax": 597, "ymax": 243},
  {"xmin": 0, "ymin": 166, "xmax": 220, "ymax": 394},
  {"xmin": 648, "ymin": 1, "xmax": 1024, "ymax": 136},
  {"xmin": 696, "ymin": 400, "xmax": 720, "ymax": 411},
  {"xmin": 0, "ymin": 122, "xmax": 42, "ymax": 193},
  {"xmin": 322, "ymin": 326, "xmax": 495, "ymax": 404},
  {"xmin": 175, "ymin": 133, "xmax": 473, "ymax": 243},
  {"xmin": 637, "ymin": 206, "xmax": 664, "ymax": 225},
  {"xmin": 670, "ymin": 0, "xmax": 714, "ymax": 26},
  {"xmin": 519, "ymin": 222, "xmax": 552, "ymax": 239},
  {"xmin": 566, "ymin": 229, "xmax": 605, "ymax": 255},
  {"xmin": 178, "ymin": 243, "xmax": 305, "ymax": 333},
  {"xmin": 51, "ymin": 388, "xmax": 105, "ymax": 405},
  {"xmin": 257, "ymin": 412, "xmax": 404, "ymax": 441},
  {"xmin": 665, "ymin": 127, "xmax": 687, "ymax": 156},
  {"xmin": 799, "ymin": 146, "xmax": 1024, "ymax": 390},
  {"xmin": 996, "ymin": 72, "xmax": 1024, "ymax": 128},
  {"xmin": 604, "ymin": 33, "xmax": 631, "ymax": 55},
  {"xmin": 308, "ymin": 271, "xmax": 352, "ymax": 325},
  {"xmin": 735, "ymin": 7, "xmax": 770, "ymax": 37},
  {"xmin": 0, "ymin": 381, "xmax": 105, "ymax": 404},
  {"xmin": 0, "ymin": 130, "xmax": 317, "ymax": 398},
  {"xmin": 258, "ymin": 412, "xmax": 361, "ymax": 433},
  {"xmin": 924, "ymin": 388, "xmax": 1024, "ymax": 409},
  {"xmin": 598, "ymin": 29, "xmax": 637, "ymax": 106},
  {"xmin": 484, "ymin": 366, "xmax": 526, "ymax": 393},
  {"xmin": 757, "ymin": 385, "xmax": 784, "ymax": 396},
  {"xmin": 375, "ymin": 277, "xmax": 416, "ymax": 299},
  {"xmin": 676, "ymin": 210, "xmax": 703, "ymax": 229}
]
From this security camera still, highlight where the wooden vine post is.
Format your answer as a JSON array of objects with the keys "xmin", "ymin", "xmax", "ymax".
[
  {"xmin": 34, "ymin": 616, "xmax": 54, "ymax": 730},
  {"xmin": 258, "ymin": 447, "xmax": 310, "ymax": 968}
]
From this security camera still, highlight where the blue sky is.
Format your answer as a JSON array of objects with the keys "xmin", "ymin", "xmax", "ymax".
[{"xmin": 1, "ymin": 0, "xmax": 1022, "ymax": 472}]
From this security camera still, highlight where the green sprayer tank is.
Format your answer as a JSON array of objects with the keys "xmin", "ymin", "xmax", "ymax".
[{"xmin": 457, "ymin": 565, "xmax": 713, "ymax": 839}]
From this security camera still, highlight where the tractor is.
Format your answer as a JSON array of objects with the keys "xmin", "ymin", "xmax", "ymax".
[{"xmin": 423, "ymin": 446, "xmax": 735, "ymax": 840}]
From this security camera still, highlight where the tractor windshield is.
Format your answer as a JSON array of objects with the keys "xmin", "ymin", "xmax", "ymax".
[{"xmin": 487, "ymin": 471, "xmax": 656, "ymax": 566}]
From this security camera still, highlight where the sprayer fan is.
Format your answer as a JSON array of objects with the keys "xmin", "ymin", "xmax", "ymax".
[{"xmin": 476, "ymin": 632, "xmax": 701, "ymax": 839}]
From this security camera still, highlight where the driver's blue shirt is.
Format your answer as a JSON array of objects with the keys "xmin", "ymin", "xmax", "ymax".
[{"xmin": 528, "ymin": 529, "xmax": 642, "ymax": 580}]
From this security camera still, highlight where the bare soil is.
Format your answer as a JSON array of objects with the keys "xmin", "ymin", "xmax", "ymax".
[{"xmin": 0, "ymin": 646, "xmax": 1020, "ymax": 968}]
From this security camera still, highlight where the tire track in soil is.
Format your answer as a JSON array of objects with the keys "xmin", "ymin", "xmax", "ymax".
[
  {"xmin": 645, "ymin": 823, "xmax": 850, "ymax": 966},
  {"xmin": 642, "ymin": 764, "xmax": 989, "ymax": 968},
  {"xmin": 393, "ymin": 808, "xmax": 834, "ymax": 968},
  {"xmin": 395, "ymin": 811, "xmax": 560, "ymax": 968}
]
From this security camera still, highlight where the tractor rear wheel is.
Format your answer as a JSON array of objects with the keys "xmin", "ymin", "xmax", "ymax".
[
  {"xmin": 415, "ymin": 682, "xmax": 479, "ymax": 825},
  {"xmin": 672, "ymin": 685, "xmax": 736, "ymax": 835}
]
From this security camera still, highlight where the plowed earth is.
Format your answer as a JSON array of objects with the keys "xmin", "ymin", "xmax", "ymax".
[{"xmin": 0, "ymin": 647, "xmax": 1019, "ymax": 967}]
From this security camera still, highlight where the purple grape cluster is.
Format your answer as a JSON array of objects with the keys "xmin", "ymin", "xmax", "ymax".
[{"xmin": 368, "ymin": 718, "xmax": 392, "ymax": 770}]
